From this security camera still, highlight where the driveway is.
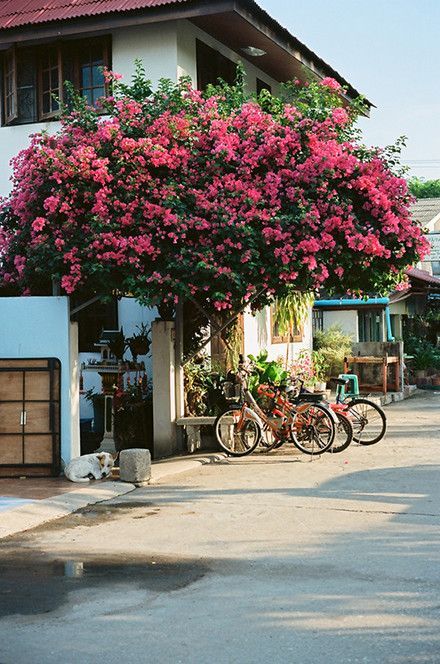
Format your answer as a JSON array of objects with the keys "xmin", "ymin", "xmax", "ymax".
[{"xmin": 0, "ymin": 390, "xmax": 439, "ymax": 664}]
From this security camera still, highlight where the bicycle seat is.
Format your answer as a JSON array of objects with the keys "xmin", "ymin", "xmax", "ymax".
[
  {"xmin": 330, "ymin": 377, "xmax": 348, "ymax": 386},
  {"xmin": 295, "ymin": 393, "xmax": 324, "ymax": 403}
]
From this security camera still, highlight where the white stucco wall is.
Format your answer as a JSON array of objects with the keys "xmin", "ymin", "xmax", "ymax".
[
  {"xmin": 112, "ymin": 21, "xmax": 178, "ymax": 84},
  {"xmin": 243, "ymin": 306, "xmax": 313, "ymax": 365},
  {"xmin": 0, "ymin": 296, "xmax": 79, "ymax": 465},
  {"xmin": 322, "ymin": 309, "xmax": 359, "ymax": 342}
]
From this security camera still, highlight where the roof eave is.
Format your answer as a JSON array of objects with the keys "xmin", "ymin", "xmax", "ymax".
[{"xmin": 0, "ymin": 0, "xmax": 372, "ymax": 109}]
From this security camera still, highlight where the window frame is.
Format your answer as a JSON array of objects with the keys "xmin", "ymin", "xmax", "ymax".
[
  {"xmin": 256, "ymin": 78, "xmax": 271, "ymax": 95},
  {"xmin": 3, "ymin": 47, "xmax": 18, "ymax": 124},
  {"xmin": 2, "ymin": 36, "xmax": 111, "ymax": 126},
  {"xmin": 77, "ymin": 39, "xmax": 110, "ymax": 109},
  {"xmin": 38, "ymin": 44, "xmax": 63, "ymax": 121},
  {"xmin": 358, "ymin": 308, "xmax": 383, "ymax": 343}
]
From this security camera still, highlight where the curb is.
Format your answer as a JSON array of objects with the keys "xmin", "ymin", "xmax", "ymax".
[
  {"xmin": 149, "ymin": 452, "xmax": 227, "ymax": 484},
  {"xmin": 0, "ymin": 453, "xmax": 226, "ymax": 541}
]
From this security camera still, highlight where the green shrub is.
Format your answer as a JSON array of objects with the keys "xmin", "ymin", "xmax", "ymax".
[{"xmin": 313, "ymin": 325, "xmax": 353, "ymax": 379}]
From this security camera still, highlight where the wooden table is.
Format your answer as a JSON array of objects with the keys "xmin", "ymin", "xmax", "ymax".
[{"xmin": 344, "ymin": 355, "xmax": 401, "ymax": 394}]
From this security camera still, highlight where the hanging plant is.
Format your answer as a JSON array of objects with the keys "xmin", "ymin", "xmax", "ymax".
[{"xmin": 273, "ymin": 291, "xmax": 315, "ymax": 337}]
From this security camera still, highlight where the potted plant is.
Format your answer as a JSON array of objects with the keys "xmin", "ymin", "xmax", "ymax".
[
  {"xmin": 127, "ymin": 324, "xmax": 151, "ymax": 363},
  {"xmin": 108, "ymin": 328, "xmax": 127, "ymax": 362},
  {"xmin": 113, "ymin": 375, "xmax": 154, "ymax": 456},
  {"xmin": 311, "ymin": 350, "xmax": 329, "ymax": 392}
]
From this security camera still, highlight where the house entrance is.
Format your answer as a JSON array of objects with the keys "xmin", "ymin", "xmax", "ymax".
[{"xmin": 0, "ymin": 359, "xmax": 61, "ymax": 477}]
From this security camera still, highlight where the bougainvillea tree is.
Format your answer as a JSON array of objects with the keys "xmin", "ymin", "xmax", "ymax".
[{"xmin": 0, "ymin": 65, "xmax": 428, "ymax": 314}]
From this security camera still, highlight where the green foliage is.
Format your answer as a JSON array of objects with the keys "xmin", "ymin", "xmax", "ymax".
[
  {"xmin": 183, "ymin": 358, "xmax": 229, "ymax": 416},
  {"xmin": 247, "ymin": 350, "xmax": 290, "ymax": 395},
  {"xmin": 313, "ymin": 324, "xmax": 353, "ymax": 379},
  {"xmin": 408, "ymin": 178, "xmax": 440, "ymax": 199},
  {"xmin": 404, "ymin": 335, "xmax": 440, "ymax": 371},
  {"xmin": 311, "ymin": 349, "xmax": 328, "ymax": 383}
]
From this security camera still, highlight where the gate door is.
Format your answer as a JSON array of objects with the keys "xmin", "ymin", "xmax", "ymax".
[{"xmin": 0, "ymin": 359, "xmax": 61, "ymax": 477}]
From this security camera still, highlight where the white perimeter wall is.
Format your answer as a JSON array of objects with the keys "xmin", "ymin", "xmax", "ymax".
[{"xmin": 0, "ymin": 297, "xmax": 79, "ymax": 465}]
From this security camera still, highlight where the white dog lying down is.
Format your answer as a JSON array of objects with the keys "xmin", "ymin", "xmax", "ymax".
[{"xmin": 64, "ymin": 452, "xmax": 115, "ymax": 483}]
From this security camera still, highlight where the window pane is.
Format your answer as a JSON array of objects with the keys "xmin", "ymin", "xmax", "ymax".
[
  {"xmin": 91, "ymin": 64, "xmax": 104, "ymax": 86},
  {"xmin": 81, "ymin": 65, "xmax": 91, "ymax": 88},
  {"xmin": 17, "ymin": 86, "xmax": 37, "ymax": 123},
  {"xmin": 42, "ymin": 69, "xmax": 50, "ymax": 91},
  {"xmin": 42, "ymin": 92, "xmax": 51, "ymax": 114},
  {"xmin": 16, "ymin": 48, "xmax": 37, "ymax": 124},
  {"xmin": 83, "ymin": 88, "xmax": 92, "ymax": 106},
  {"xmin": 51, "ymin": 67, "xmax": 59, "ymax": 89},
  {"xmin": 92, "ymin": 87, "xmax": 105, "ymax": 105}
]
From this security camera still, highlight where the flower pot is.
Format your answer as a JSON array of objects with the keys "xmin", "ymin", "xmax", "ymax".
[
  {"xmin": 415, "ymin": 370, "xmax": 427, "ymax": 379},
  {"xmin": 113, "ymin": 401, "xmax": 154, "ymax": 457}
]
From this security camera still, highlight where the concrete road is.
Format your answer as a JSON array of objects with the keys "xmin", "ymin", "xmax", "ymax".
[{"xmin": 0, "ymin": 390, "xmax": 439, "ymax": 664}]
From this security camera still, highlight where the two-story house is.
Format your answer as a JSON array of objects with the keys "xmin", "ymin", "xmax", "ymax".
[{"xmin": 0, "ymin": 0, "xmax": 369, "ymax": 472}]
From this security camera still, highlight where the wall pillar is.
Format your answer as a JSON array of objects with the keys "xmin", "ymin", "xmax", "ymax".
[
  {"xmin": 152, "ymin": 320, "xmax": 178, "ymax": 458},
  {"xmin": 69, "ymin": 321, "xmax": 81, "ymax": 459}
]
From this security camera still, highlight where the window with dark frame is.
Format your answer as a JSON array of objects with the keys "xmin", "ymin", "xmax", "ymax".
[
  {"xmin": 256, "ymin": 78, "xmax": 271, "ymax": 95},
  {"xmin": 79, "ymin": 42, "xmax": 107, "ymax": 107},
  {"xmin": 196, "ymin": 39, "xmax": 236, "ymax": 91},
  {"xmin": 39, "ymin": 46, "xmax": 61, "ymax": 119},
  {"xmin": 2, "ymin": 36, "xmax": 110, "ymax": 126},
  {"xmin": 3, "ymin": 48, "xmax": 17, "ymax": 124},
  {"xmin": 271, "ymin": 306, "xmax": 304, "ymax": 344}
]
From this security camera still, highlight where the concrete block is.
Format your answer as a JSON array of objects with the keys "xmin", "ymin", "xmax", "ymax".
[{"xmin": 119, "ymin": 448, "xmax": 151, "ymax": 485}]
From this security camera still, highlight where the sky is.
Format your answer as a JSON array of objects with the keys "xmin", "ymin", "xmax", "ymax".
[{"xmin": 257, "ymin": 0, "xmax": 440, "ymax": 180}]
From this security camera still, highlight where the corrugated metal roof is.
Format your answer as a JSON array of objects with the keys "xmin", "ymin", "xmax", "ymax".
[
  {"xmin": 406, "ymin": 267, "xmax": 440, "ymax": 286},
  {"xmin": 410, "ymin": 198, "xmax": 440, "ymax": 226},
  {"xmin": 0, "ymin": 0, "xmax": 372, "ymax": 106},
  {"xmin": 0, "ymin": 0, "xmax": 185, "ymax": 29}
]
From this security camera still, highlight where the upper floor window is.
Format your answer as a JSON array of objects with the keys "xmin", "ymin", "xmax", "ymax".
[
  {"xmin": 256, "ymin": 78, "xmax": 271, "ymax": 95},
  {"xmin": 196, "ymin": 39, "xmax": 236, "ymax": 90},
  {"xmin": 2, "ymin": 36, "xmax": 110, "ymax": 126}
]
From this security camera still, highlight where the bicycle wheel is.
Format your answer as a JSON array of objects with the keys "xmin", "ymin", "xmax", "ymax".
[
  {"xmin": 214, "ymin": 408, "xmax": 261, "ymax": 456},
  {"xmin": 290, "ymin": 403, "xmax": 335, "ymax": 455},
  {"xmin": 346, "ymin": 398, "xmax": 387, "ymax": 445},
  {"xmin": 329, "ymin": 412, "xmax": 353, "ymax": 454}
]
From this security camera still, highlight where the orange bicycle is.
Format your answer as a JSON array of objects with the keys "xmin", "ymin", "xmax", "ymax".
[{"xmin": 214, "ymin": 363, "xmax": 336, "ymax": 456}]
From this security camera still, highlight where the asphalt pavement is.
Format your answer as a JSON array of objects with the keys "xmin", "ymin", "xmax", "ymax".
[{"xmin": 0, "ymin": 390, "xmax": 439, "ymax": 664}]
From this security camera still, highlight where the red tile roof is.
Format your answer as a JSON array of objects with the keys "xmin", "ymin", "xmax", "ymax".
[{"xmin": 0, "ymin": 0, "xmax": 186, "ymax": 30}]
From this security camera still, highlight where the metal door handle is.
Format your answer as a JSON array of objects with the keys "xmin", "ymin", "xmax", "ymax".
[{"xmin": 20, "ymin": 411, "xmax": 27, "ymax": 426}]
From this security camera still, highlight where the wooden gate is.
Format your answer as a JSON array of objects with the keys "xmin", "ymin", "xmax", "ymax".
[{"xmin": 0, "ymin": 359, "xmax": 61, "ymax": 477}]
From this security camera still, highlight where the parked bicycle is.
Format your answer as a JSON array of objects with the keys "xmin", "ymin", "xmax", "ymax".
[
  {"xmin": 214, "ymin": 361, "xmax": 337, "ymax": 457},
  {"xmin": 329, "ymin": 376, "xmax": 387, "ymax": 445},
  {"xmin": 285, "ymin": 377, "xmax": 353, "ymax": 454}
]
